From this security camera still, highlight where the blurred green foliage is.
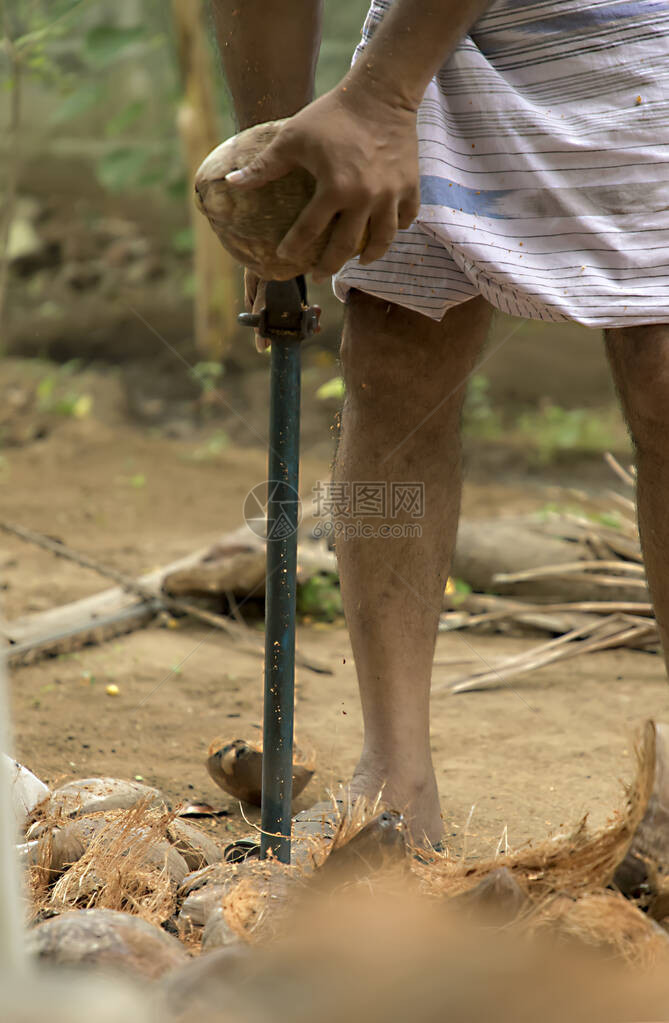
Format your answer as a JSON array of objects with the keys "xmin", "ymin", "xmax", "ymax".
[
  {"xmin": 297, "ymin": 572, "xmax": 343, "ymax": 621},
  {"xmin": 2, "ymin": 0, "xmax": 369, "ymax": 197}
]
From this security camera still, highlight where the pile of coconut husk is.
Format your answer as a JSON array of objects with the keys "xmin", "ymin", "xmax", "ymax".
[{"xmin": 7, "ymin": 717, "xmax": 669, "ymax": 1020}]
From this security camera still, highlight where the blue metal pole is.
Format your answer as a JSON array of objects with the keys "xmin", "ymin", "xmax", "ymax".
[{"xmin": 260, "ymin": 336, "xmax": 301, "ymax": 863}]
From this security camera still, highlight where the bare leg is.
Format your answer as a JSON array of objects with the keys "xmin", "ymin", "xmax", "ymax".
[
  {"xmin": 334, "ymin": 291, "xmax": 493, "ymax": 845},
  {"xmin": 605, "ymin": 324, "xmax": 669, "ymax": 665}
]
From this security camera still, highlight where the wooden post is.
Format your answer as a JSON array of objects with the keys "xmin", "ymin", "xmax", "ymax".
[{"xmin": 172, "ymin": 0, "xmax": 239, "ymax": 359}]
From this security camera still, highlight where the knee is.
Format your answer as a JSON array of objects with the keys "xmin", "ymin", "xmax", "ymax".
[
  {"xmin": 606, "ymin": 325, "xmax": 669, "ymax": 454},
  {"xmin": 339, "ymin": 291, "xmax": 425, "ymax": 408},
  {"xmin": 339, "ymin": 290, "xmax": 488, "ymax": 420}
]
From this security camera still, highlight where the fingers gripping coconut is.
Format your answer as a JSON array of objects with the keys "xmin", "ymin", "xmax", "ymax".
[{"xmin": 194, "ymin": 92, "xmax": 421, "ymax": 344}]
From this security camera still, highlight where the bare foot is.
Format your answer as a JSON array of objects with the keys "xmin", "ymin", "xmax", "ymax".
[{"xmin": 346, "ymin": 758, "xmax": 444, "ymax": 849}]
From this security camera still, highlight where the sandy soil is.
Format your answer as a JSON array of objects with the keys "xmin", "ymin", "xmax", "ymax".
[{"xmin": 2, "ymin": 360, "xmax": 666, "ymax": 861}]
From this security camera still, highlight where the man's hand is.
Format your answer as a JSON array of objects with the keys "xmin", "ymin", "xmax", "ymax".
[
  {"xmin": 245, "ymin": 269, "xmax": 270, "ymax": 352},
  {"xmin": 226, "ymin": 85, "xmax": 420, "ymax": 281}
]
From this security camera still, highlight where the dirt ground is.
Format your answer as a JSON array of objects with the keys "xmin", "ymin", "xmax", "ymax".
[{"xmin": 3, "ymin": 355, "xmax": 667, "ymax": 862}]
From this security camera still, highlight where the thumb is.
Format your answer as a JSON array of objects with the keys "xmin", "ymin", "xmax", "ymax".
[{"xmin": 225, "ymin": 139, "xmax": 294, "ymax": 189}]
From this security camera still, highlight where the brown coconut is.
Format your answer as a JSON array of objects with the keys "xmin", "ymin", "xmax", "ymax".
[
  {"xmin": 206, "ymin": 737, "xmax": 314, "ymax": 806},
  {"xmin": 194, "ymin": 120, "xmax": 331, "ymax": 280},
  {"xmin": 26, "ymin": 908, "xmax": 187, "ymax": 980}
]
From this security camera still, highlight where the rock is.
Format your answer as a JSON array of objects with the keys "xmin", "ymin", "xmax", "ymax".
[
  {"xmin": 2, "ymin": 755, "xmax": 50, "ymax": 834},
  {"xmin": 178, "ymin": 883, "xmax": 226, "ymax": 929},
  {"xmin": 166, "ymin": 818, "xmax": 223, "ymax": 871},
  {"xmin": 206, "ymin": 739, "xmax": 313, "ymax": 807},
  {"xmin": 49, "ymin": 778, "xmax": 165, "ymax": 818},
  {"xmin": 26, "ymin": 908, "xmax": 187, "ymax": 980},
  {"xmin": 195, "ymin": 120, "xmax": 349, "ymax": 281}
]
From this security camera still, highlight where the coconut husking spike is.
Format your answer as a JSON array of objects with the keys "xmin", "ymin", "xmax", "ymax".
[{"xmin": 239, "ymin": 276, "xmax": 320, "ymax": 863}]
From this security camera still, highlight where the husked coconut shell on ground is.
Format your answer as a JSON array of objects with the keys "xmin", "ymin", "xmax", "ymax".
[
  {"xmin": 206, "ymin": 738, "xmax": 314, "ymax": 806},
  {"xmin": 30, "ymin": 811, "xmax": 191, "ymax": 885},
  {"xmin": 201, "ymin": 905, "xmax": 242, "ymax": 951},
  {"xmin": 157, "ymin": 946, "xmax": 248, "ymax": 1023},
  {"xmin": 166, "ymin": 818, "xmax": 223, "ymax": 871},
  {"xmin": 26, "ymin": 908, "xmax": 188, "ymax": 980},
  {"xmin": 178, "ymin": 882, "xmax": 227, "ymax": 929},
  {"xmin": 195, "ymin": 119, "xmax": 353, "ymax": 281},
  {"xmin": 48, "ymin": 777, "xmax": 165, "ymax": 818}
]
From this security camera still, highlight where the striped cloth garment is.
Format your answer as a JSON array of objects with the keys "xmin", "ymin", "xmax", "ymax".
[{"xmin": 334, "ymin": 0, "xmax": 669, "ymax": 326}]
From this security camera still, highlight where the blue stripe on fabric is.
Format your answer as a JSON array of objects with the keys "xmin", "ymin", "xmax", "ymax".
[{"xmin": 420, "ymin": 176, "xmax": 511, "ymax": 219}]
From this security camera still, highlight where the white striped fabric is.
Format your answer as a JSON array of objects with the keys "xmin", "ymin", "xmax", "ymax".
[{"xmin": 334, "ymin": 0, "xmax": 669, "ymax": 326}]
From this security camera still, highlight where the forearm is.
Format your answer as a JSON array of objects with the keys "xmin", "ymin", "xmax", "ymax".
[
  {"xmin": 346, "ymin": 0, "xmax": 493, "ymax": 112},
  {"xmin": 211, "ymin": 1, "xmax": 323, "ymax": 130}
]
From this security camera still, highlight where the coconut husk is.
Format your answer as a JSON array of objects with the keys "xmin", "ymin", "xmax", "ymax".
[
  {"xmin": 450, "ymin": 866, "xmax": 530, "ymax": 925},
  {"xmin": 531, "ymin": 891, "xmax": 669, "ymax": 968},
  {"xmin": 613, "ymin": 722, "xmax": 669, "ymax": 915},
  {"xmin": 194, "ymin": 120, "xmax": 325, "ymax": 281},
  {"xmin": 30, "ymin": 801, "xmax": 182, "ymax": 927},
  {"xmin": 216, "ymin": 859, "xmax": 301, "ymax": 945},
  {"xmin": 312, "ymin": 810, "xmax": 408, "ymax": 890},
  {"xmin": 413, "ymin": 720, "xmax": 656, "ymax": 906},
  {"xmin": 206, "ymin": 738, "xmax": 314, "ymax": 806}
]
